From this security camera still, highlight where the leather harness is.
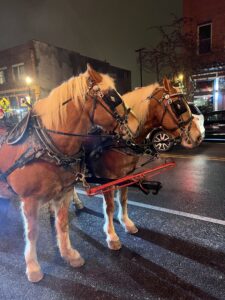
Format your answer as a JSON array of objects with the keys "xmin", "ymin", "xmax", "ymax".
[
  {"xmin": 0, "ymin": 85, "xmax": 136, "ymax": 185},
  {"xmin": 0, "ymin": 87, "xmax": 192, "ymax": 188}
]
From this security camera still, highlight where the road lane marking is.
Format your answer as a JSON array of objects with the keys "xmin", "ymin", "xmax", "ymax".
[
  {"xmin": 160, "ymin": 153, "xmax": 225, "ymax": 162},
  {"xmin": 76, "ymin": 189, "xmax": 225, "ymax": 226},
  {"xmin": 128, "ymin": 200, "xmax": 225, "ymax": 226}
]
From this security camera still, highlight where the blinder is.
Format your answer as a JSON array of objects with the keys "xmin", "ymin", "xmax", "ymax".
[
  {"xmin": 91, "ymin": 87, "xmax": 129, "ymax": 123},
  {"xmin": 170, "ymin": 95, "xmax": 189, "ymax": 117},
  {"xmin": 165, "ymin": 93, "xmax": 193, "ymax": 130},
  {"xmin": 101, "ymin": 89, "xmax": 139, "ymax": 138},
  {"xmin": 102, "ymin": 89, "xmax": 124, "ymax": 112},
  {"xmin": 88, "ymin": 82, "xmax": 139, "ymax": 140}
]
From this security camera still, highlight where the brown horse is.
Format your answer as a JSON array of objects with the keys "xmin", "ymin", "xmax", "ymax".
[
  {"xmin": 73, "ymin": 78, "xmax": 202, "ymax": 250},
  {"xmin": 0, "ymin": 65, "xmax": 139, "ymax": 282}
]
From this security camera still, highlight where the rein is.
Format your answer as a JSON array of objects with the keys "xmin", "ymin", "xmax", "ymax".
[{"xmin": 43, "ymin": 126, "xmax": 119, "ymax": 139}]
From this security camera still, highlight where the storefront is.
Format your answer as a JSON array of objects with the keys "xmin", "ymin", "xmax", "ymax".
[{"xmin": 192, "ymin": 66, "xmax": 225, "ymax": 113}]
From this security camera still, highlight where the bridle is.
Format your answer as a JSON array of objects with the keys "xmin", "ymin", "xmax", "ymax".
[
  {"xmin": 148, "ymin": 88, "xmax": 193, "ymax": 139},
  {"xmin": 86, "ymin": 78, "xmax": 136, "ymax": 140}
]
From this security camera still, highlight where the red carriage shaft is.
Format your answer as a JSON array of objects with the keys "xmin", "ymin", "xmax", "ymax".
[{"xmin": 86, "ymin": 161, "xmax": 176, "ymax": 196}]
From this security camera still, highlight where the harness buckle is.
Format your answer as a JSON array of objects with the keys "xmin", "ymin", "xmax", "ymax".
[
  {"xmin": 75, "ymin": 172, "xmax": 90, "ymax": 188},
  {"xmin": 47, "ymin": 151, "xmax": 61, "ymax": 165}
]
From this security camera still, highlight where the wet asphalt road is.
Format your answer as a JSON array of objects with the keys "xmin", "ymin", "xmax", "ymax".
[{"xmin": 0, "ymin": 142, "xmax": 225, "ymax": 299}]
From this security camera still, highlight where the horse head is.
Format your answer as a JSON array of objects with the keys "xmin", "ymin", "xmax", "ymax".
[
  {"xmin": 85, "ymin": 64, "xmax": 139, "ymax": 140},
  {"xmin": 149, "ymin": 78, "xmax": 202, "ymax": 149}
]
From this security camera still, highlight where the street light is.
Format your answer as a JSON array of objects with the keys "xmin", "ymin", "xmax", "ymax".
[
  {"xmin": 178, "ymin": 73, "xmax": 184, "ymax": 82},
  {"xmin": 174, "ymin": 73, "xmax": 185, "ymax": 92},
  {"xmin": 25, "ymin": 76, "xmax": 32, "ymax": 86}
]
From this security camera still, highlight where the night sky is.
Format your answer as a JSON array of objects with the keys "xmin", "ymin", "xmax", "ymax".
[{"xmin": 0, "ymin": 0, "xmax": 182, "ymax": 87}]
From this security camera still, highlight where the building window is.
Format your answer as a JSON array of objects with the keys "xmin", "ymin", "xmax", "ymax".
[
  {"xmin": 198, "ymin": 23, "xmax": 212, "ymax": 54},
  {"xmin": 12, "ymin": 63, "xmax": 25, "ymax": 81},
  {"xmin": 0, "ymin": 67, "xmax": 7, "ymax": 84}
]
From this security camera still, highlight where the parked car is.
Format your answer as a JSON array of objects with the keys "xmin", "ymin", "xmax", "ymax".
[
  {"xmin": 190, "ymin": 103, "xmax": 205, "ymax": 139},
  {"xmin": 146, "ymin": 103, "xmax": 205, "ymax": 152},
  {"xmin": 204, "ymin": 110, "xmax": 225, "ymax": 140}
]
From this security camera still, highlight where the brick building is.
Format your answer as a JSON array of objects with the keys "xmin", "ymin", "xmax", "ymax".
[
  {"xmin": 183, "ymin": 0, "xmax": 225, "ymax": 111},
  {"xmin": 0, "ymin": 40, "xmax": 131, "ymax": 118}
]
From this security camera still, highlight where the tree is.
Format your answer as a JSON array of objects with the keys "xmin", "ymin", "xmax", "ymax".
[{"xmin": 139, "ymin": 16, "xmax": 202, "ymax": 95}]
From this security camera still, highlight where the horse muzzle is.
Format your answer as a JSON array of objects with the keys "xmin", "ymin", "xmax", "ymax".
[{"xmin": 181, "ymin": 130, "xmax": 203, "ymax": 148}]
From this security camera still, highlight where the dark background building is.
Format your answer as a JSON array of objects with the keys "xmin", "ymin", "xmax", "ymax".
[
  {"xmin": 184, "ymin": 0, "xmax": 225, "ymax": 111},
  {"xmin": 0, "ymin": 40, "xmax": 131, "ymax": 116}
]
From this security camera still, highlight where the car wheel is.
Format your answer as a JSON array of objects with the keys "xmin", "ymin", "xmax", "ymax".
[{"xmin": 152, "ymin": 130, "xmax": 174, "ymax": 152}]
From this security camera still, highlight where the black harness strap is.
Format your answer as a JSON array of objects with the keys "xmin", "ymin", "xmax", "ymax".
[
  {"xmin": 33, "ymin": 116, "xmax": 84, "ymax": 166},
  {"xmin": 0, "ymin": 147, "xmax": 44, "ymax": 181}
]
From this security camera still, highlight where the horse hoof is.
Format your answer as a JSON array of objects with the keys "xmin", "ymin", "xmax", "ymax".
[
  {"xmin": 126, "ymin": 225, "xmax": 138, "ymax": 234},
  {"xmin": 108, "ymin": 239, "xmax": 122, "ymax": 250},
  {"xmin": 70, "ymin": 256, "xmax": 85, "ymax": 268},
  {"xmin": 27, "ymin": 270, "xmax": 44, "ymax": 283}
]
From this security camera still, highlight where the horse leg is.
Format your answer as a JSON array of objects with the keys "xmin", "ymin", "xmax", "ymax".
[
  {"xmin": 73, "ymin": 187, "xmax": 84, "ymax": 210},
  {"xmin": 53, "ymin": 190, "xmax": 85, "ymax": 267},
  {"xmin": 117, "ymin": 187, "xmax": 138, "ymax": 234},
  {"xmin": 103, "ymin": 190, "xmax": 121, "ymax": 250},
  {"xmin": 21, "ymin": 198, "xmax": 43, "ymax": 283}
]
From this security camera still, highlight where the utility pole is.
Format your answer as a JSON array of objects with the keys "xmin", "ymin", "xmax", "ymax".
[{"xmin": 135, "ymin": 48, "xmax": 145, "ymax": 87}]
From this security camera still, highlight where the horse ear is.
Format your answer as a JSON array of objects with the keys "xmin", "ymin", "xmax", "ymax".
[
  {"xmin": 86, "ymin": 64, "xmax": 102, "ymax": 83},
  {"xmin": 163, "ymin": 77, "xmax": 171, "ymax": 92}
]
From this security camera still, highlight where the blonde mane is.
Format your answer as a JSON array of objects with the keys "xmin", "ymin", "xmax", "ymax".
[
  {"xmin": 122, "ymin": 83, "xmax": 159, "ymax": 125},
  {"xmin": 33, "ymin": 71, "xmax": 115, "ymax": 129}
]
